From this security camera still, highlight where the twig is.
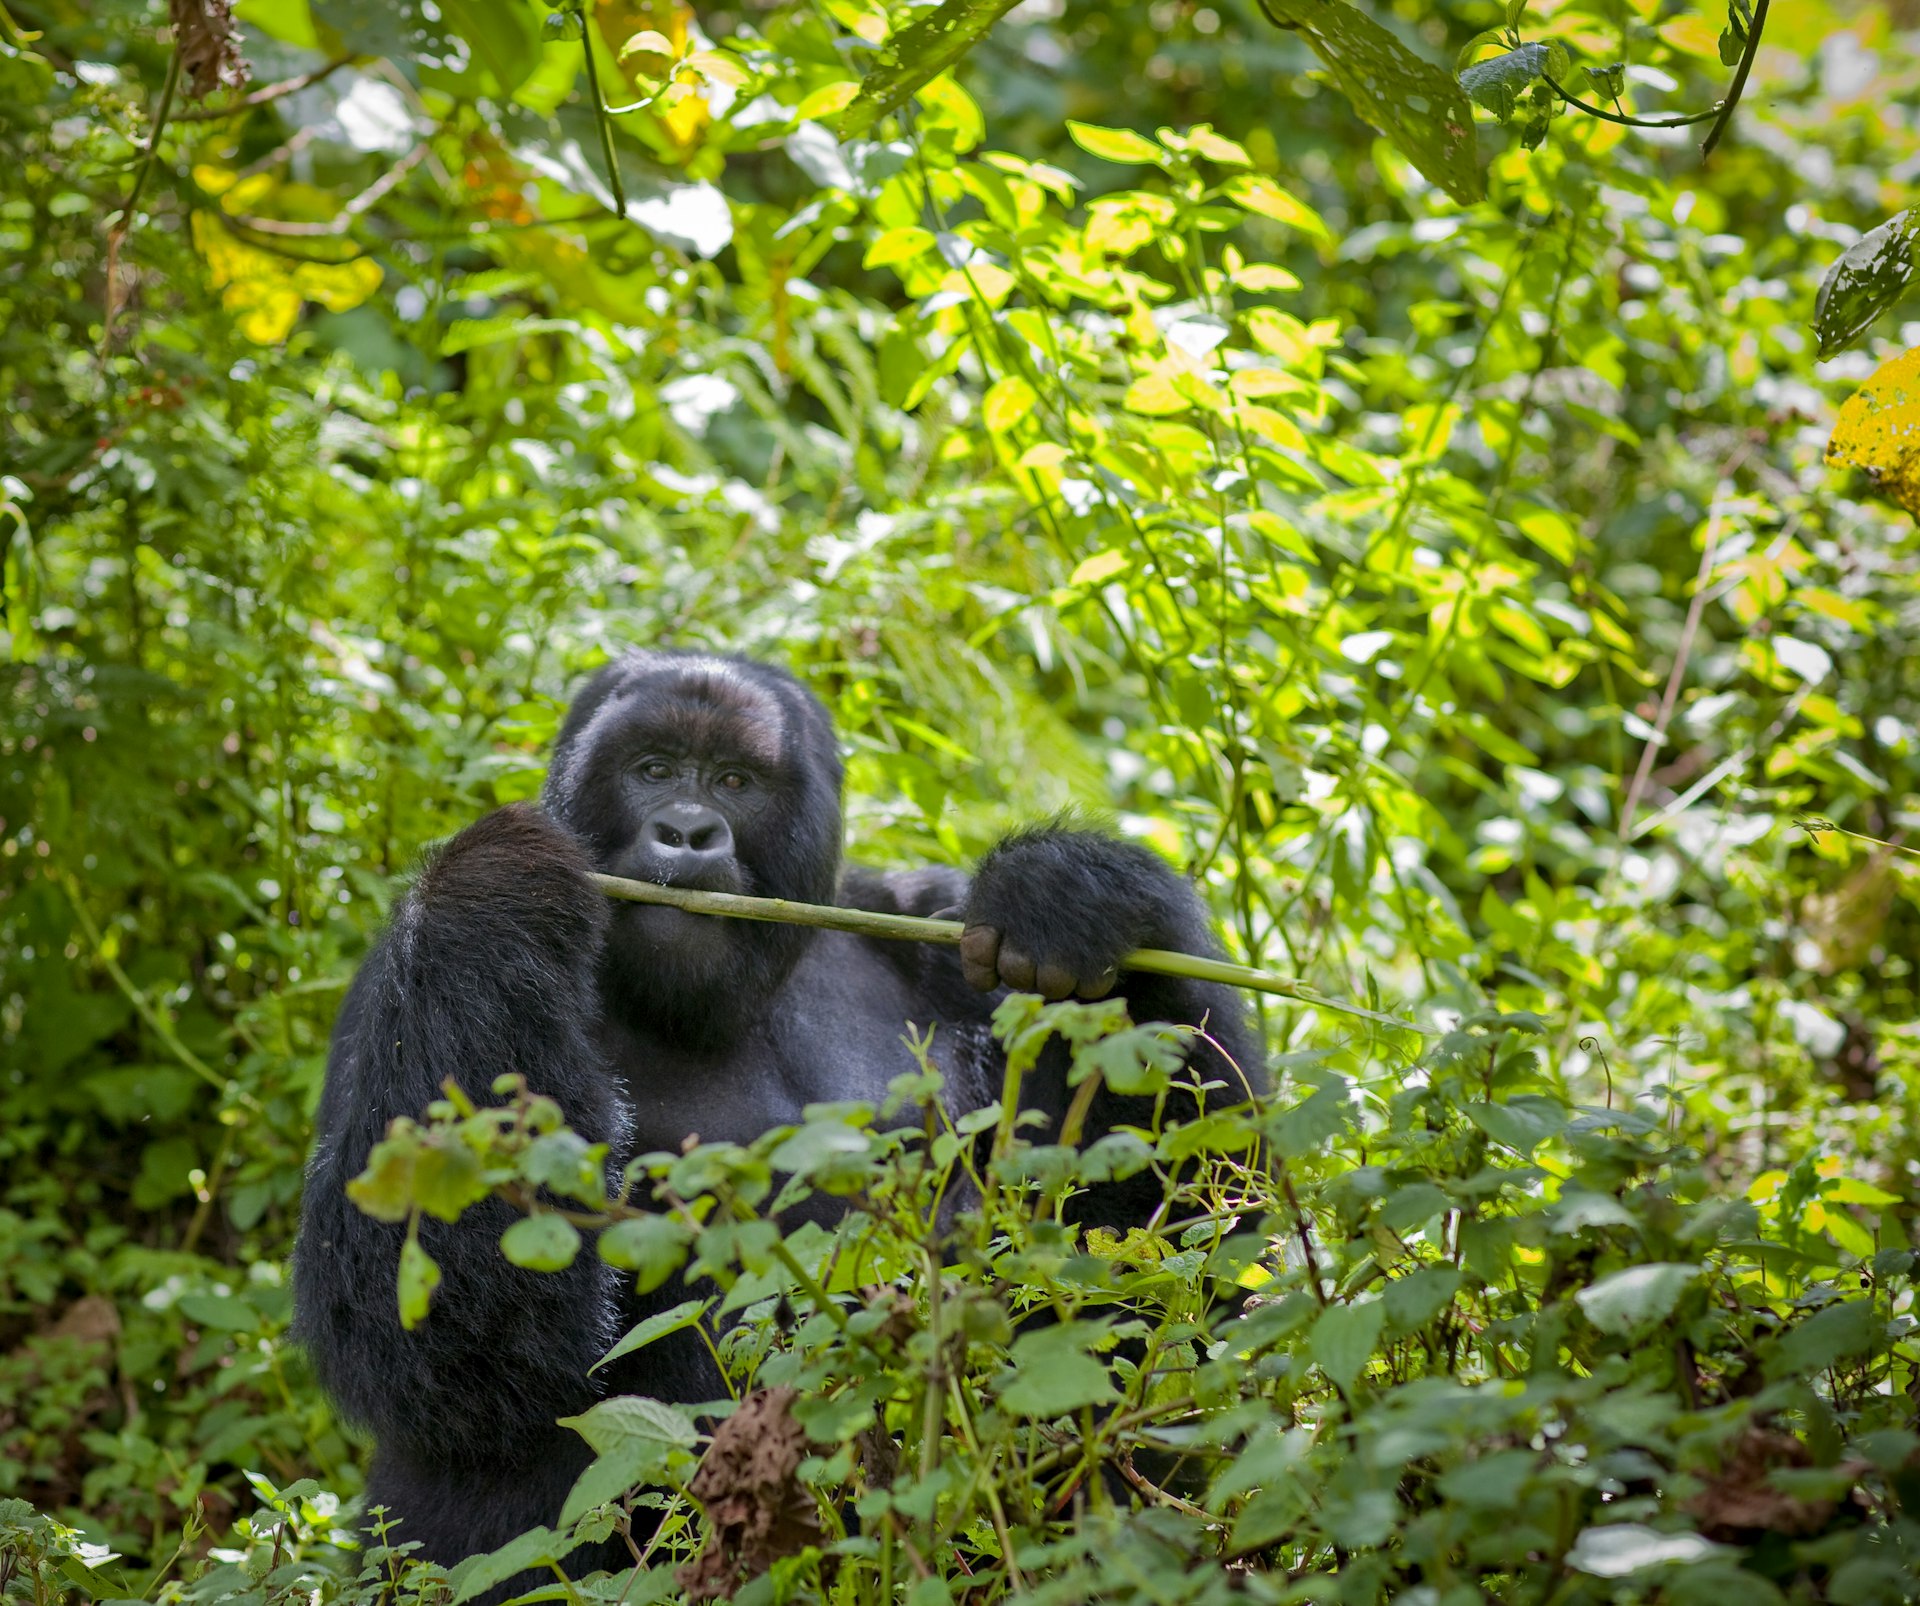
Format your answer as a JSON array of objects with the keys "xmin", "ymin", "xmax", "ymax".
[
  {"xmin": 589, "ymin": 871, "xmax": 1431, "ymax": 1032},
  {"xmin": 1541, "ymin": 73, "xmax": 1722, "ymax": 129},
  {"xmin": 1617, "ymin": 448, "xmax": 1749, "ymax": 841},
  {"xmin": 575, "ymin": 4, "xmax": 629, "ymax": 217},
  {"xmin": 101, "ymin": 46, "xmax": 181, "ymax": 354},
  {"xmin": 170, "ymin": 54, "xmax": 360, "ymax": 120},
  {"xmin": 1700, "ymin": 0, "xmax": 1770, "ymax": 156},
  {"xmin": 222, "ymin": 142, "xmax": 428, "ymax": 235}
]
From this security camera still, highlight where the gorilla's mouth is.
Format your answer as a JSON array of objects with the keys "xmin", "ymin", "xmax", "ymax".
[{"xmin": 609, "ymin": 850, "xmax": 746, "ymax": 897}]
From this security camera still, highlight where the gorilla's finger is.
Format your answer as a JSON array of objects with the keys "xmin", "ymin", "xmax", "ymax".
[
  {"xmin": 1034, "ymin": 960, "xmax": 1075, "ymax": 1001},
  {"xmin": 960, "ymin": 924, "xmax": 1002, "ymax": 992},
  {"xmin": 998, "ymin": 944, "xmax": 1037, "ymax": 992},
  {"xmin": 1079, "ymin": 965, "xmax": 1119, "ymax": 1001}
]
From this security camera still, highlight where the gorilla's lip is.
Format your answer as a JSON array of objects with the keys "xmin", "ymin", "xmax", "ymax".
[{"xmin": 609, "ymin": 855, "xmax": 745, "ymax": 897}]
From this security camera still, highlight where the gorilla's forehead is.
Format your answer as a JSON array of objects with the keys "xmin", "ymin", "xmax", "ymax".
[{"xmin": 613, "ymin": 657, "xmax": 787, "ymax": 765}]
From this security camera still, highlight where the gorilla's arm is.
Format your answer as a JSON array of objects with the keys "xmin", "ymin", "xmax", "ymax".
[{"xmin": 292, "ymin": 805, "xmax": 628, "ymax": 1476}]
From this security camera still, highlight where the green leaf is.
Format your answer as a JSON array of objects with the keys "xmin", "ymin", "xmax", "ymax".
[
  {"xmin": 1065, "ymin": 120, "xmax": 1164, "ymax": 165},
  {"xmin": 997, "ymin": 1322, "xmax": 1117, "ymax": 1417},
  {"xmin": 1768, "ymin": 1299, "xmax": 1881, "ymax": 1379},
  {"xmin": 448, "ymin": 1527, "xmax": 579, "ymax": 1605},
  {"xmin": 501, "ymin": 1213, "xmax": 582, "ymax": 1272},
  {"xmin": 1382, "ymin": 1267, "xmax": 1461, "ymax": 1336},
  {"xmin": 1254, "ymin": 0, "xmax": 1483, "ymax": 204},
  {"xmin": 398, "ymin": 1230, "xmax": 441, "ymax": 1331},
  {"xmin": 347, "ymin": 1123, "xmax": 421, "ymax": 1223},
  {"xmin": 837, "ymin": 0, "xmax": 1023, "ymax": 137},
  {"xmin": 1308, "ymin": 1300, "xmax": 1384, "ymax": 1390},
  {"xmin": 592, "ymin": 1297, "xmax": 712, "ymax": 1375},
  {"xmin": 176, "ymin": 1293, "xmax": 259, "ymax": 1332},
  {"xmin": 1573, "ymin": 1263, "xmax": 1697, "ymax": 1336},
  {"xmin": 412, "ymin": 1136, "xmax": 489, "ymax": 1223},
  {"xmin": 439, "ymin": 0, "xmax": 539, "ymax": 94},
  {"xmin": 599, "ymin": 1212, "xmax": 695, "ymax": 1294},
  {"xmin": 560, "ymin": 1394, "xmax": 701, "ymax": 1457},
  {"xmin": 1459, "ymin": 41, "xmax": 1562, "ymax": 122},
  {"xmin": 1464, "ymin": 1095, "xmax": 1568, "ymax": 1155},
  {"xmin": 1814, "ymin": 209, "xmax": 1920, "ymax": 357}
]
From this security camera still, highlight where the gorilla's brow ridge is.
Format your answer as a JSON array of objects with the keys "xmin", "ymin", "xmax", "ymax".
[{"xmin": 545, "ymin": 657, "xmax": 785, "ymax": 814}]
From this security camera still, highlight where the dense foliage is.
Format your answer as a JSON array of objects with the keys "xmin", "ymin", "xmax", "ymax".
[{"xmin": 5, "ymin": 0, "xmax": 1920, "ymax": 1600}]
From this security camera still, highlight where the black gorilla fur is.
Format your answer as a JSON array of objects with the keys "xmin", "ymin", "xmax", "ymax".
[{"xmin": 292, "ymin": 650, "xmax": 1261, "ymax": 1574}]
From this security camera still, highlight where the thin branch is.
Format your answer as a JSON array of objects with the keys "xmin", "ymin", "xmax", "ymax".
[
  {"xmin": 221, "ymin": 142, "xmax": 427, "ymax": 235},
  {"xmin": 1541, "ymin": 72, "xmax": 1722, "ymax": 129},
  {"xmin": 589, "ymin": 871, "xmax": 1431, "ymax": 1032},
  {"xmin": 170, "ymin": 54, "xmax": 360, "ymax": 120},
  {"xmin": 1700, "ymin": 0, "xmax": 1770, "ymax": 156},
  {"xmin": 575, "ymin": 5, "xmax": 629, "ymax": 217},
  {"xmin": 1618, "ymin": 446, "xmax": 1751, "ymax": 841}
]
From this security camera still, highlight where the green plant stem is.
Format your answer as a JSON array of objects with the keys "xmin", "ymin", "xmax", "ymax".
[
  {"xmin": 1699, "ymin": 0, "xmax": 1769, "ymax": 155},
  {"xmin": 576, "ymin": 5, "xmax": 628, "ymax": 217},
  {"xmin": 1540, "ymin": 72, "xmax": 1722, "ymax": 129},
  {"xmin": 588, "ymin": 872, "xmax": 1430, "ymax": 1032},
  {"xmin": 117, "ymin": 47, "xmax": 181, "ymax": 231}
]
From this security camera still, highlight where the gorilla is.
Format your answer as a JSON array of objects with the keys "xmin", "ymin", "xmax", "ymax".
[{"xmin": 292, "ymin": 649, "xmax": 1260, "ymax": 1575}]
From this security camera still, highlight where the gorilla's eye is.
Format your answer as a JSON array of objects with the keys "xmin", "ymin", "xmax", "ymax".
[
  {"xmin": 640, "ymin": 760, "xmax": 673, "ymax": 782},
  {"xmin": 717, "ymin": 770, "xmax": 748, "ymax": 790}
]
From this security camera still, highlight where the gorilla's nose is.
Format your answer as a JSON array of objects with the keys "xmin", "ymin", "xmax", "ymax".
[{"xmin": 642, "ymin": 802, "xmax": 734, "ymax": 875}]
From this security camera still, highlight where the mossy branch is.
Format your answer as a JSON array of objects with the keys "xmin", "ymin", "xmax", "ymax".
[{"xmin": 589, "ymin": 871, "xmax": 1430, "ymax": 1034}]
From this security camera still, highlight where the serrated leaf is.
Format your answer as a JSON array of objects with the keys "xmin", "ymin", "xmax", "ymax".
[
  {"xmin": 500, "ymin": 1213, "xmax": 581, "ymax": 1272},
  {"xmin": 560, "ymin": 1393, "xmax": 700, "ymax": 1456},
  {"xmin": 599, "ymin": 1212, "xmax": 695, "ymax": 1294},
  {"xmin": 413, "ymin": 1136, "xmax": 489, "ymax": 1223},
  {"xmin": 593, "ymin": 1297, "xmax": 712, "ymax": 1374},
  {"xmin": 1308, "ymin": 1300, "xmax": 1384, "ymax": 1390},
  {"xmin": 997, "ymin": 1323, "xmax": 1117, "ymax": 1417},
  {"xmin": 1256, "ymin": 0, "xmax": 1482, "ymax": 204},
  {"xmin": 1815, "ymin": 210, "xmax": 1920, "ymax": 357},
  {"xmin": 1768, "ymin": 1299, "xmax": 1881, "ymax": 1378},
  {"xmin": 1382, "ymin": 1267, "xmax": 1460, "ymax": 1335},
  {"xmin": 1573, "ymin": 1262, "xmax": 1697, "ymax": 1335}
]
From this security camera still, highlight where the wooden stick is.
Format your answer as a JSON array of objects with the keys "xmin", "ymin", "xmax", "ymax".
[{"xmin": 589, "ymin": 872, "xmax": 1430, "ymax": 1034}]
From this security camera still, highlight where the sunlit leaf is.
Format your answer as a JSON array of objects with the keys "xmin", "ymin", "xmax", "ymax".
[{"xmin": 1827, "ymin": 344, "xmax": 1920, "ymax": 514}]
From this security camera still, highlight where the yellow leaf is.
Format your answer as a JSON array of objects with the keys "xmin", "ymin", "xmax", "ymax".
[
  {"xmin": 1235, "ymin": 403, "xmax": 1306, "ymax": 450},
  {"xmin": 1069, "ymin": 550, "xmax": 1129, "ymax": 586},
  {"xmin": 1827, "ymin": 344, "xmax": 1920, "ymax": 514},
  {"xmin": 795, "ymin": 79, "xmax": 859, "ymax": 120},
  {"xmin": 983, "ymin": 375, "xmax": 1037, "ymax": 433},
  {"xmin": 1658, "ymin": 15, "xmax": 1722, "ymax": 56}
]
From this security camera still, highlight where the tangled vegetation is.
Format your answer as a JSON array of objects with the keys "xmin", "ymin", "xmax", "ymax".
[{"xmin": 5, "ymin": 0, "xmax": 1920, "ymax": 1600}]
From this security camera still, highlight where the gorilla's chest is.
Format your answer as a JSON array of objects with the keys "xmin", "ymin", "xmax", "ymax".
[{"xmin": 599, "ymin": 930, "xmax": 980, "ymax": 1156}]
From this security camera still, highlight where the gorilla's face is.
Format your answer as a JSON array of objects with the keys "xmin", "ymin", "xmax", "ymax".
[{"xmin": 543, "ymin": 652, "xmax": 844, "ymax": 1042}]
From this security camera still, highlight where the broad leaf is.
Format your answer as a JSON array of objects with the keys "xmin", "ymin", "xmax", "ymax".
[
  {"xmin": 1815, "ymin": 209, "xmax": 1920, "ymax": 356},
  {"xmin": 1257, "ymin": 0, "xmax": 1483, "ymax": 203}
]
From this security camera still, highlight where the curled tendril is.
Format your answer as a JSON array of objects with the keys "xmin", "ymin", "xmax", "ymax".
[{"xmin": 1579, "ymin": 1035, "xmax": 1614, "ymax": 1110}]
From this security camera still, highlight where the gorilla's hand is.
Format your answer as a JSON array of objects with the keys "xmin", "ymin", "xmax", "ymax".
[{"xmin": 959, "ymin": 828, "xmax": 1204, "ymax": 1000}]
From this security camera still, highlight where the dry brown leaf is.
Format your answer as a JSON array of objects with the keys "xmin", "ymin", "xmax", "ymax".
[
  {"xmin": 169, "ymin": 0, "xmax": 250, "ymax": 101},
  {"xmin": 1828, "ymin": 345, "xmax": 1920, "ymax": 514},
  {"xmin": 676, "ymin": 1387, "xmax": 823, "ymax": 1604}
]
